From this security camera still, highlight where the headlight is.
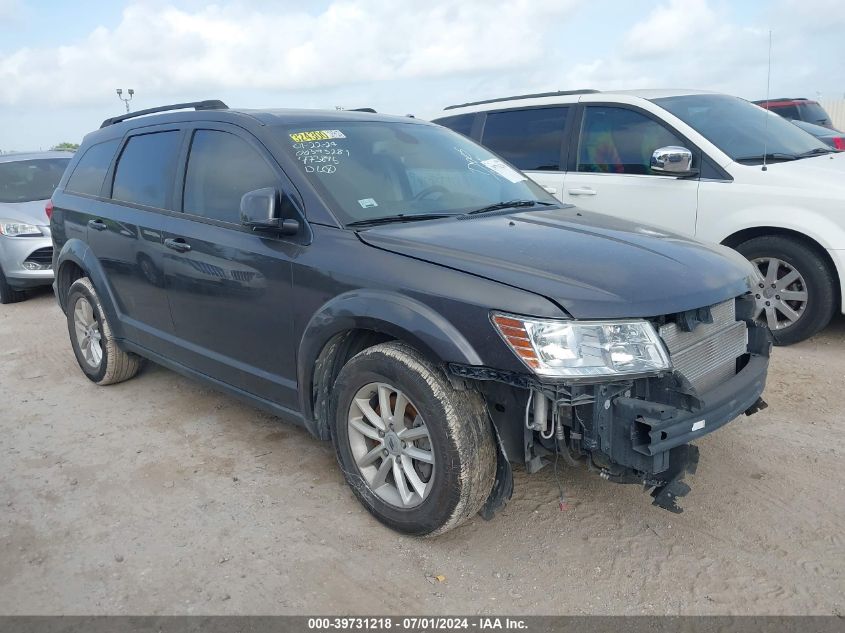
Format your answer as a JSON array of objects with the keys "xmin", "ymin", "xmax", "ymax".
[
  {"xmin": 492, "ymin": 313, "xmax": 671, "ymax": 378},
  {"xmin": 0, "ymin": 220, "xmax": 41, "ymax": 237}
]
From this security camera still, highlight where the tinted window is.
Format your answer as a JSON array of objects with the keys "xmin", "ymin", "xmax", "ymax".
[
  {"xmin": 66, "ymin": 140, "xmax": 118, "ymax": 196},
  {"xmin": 481, "ymin": 108, "xmax": 567, "ymax": 170},
  {"xmin": 655, "ymin": 94, "xmax": 829, "ymax": 163},
  {"xmin": 434, "ymin": 114, "xmax": 475, "ymax": 138},
  {"xmin": 768, "ymin": 104, "xmax": 800, "ymax": 120},
  {"xmin": 798, "ymin": 102, "xmax": 831, "ymax": 127},
  {"xmin": 112, "ymin": 131, "xmax": 181, "ymax": 208},
  {"xmin": 278, "ymin": 122, "xmax": 555, "ymax": 225},
  {"xmin": 578, "ymin": 106, "xmax": 685, "ymax": 175},
  {"xmin": 183, "ymin": 130, "xmax": 278, "ymax": 223},
  {"xmin": 0, "ymin": 158, "xmax": 71, "ymax": 203}
]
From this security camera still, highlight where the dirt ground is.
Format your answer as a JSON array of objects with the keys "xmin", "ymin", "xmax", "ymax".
[{"xmin": 1, "ymin": 288, "xmax": 843, "ymax": 616}]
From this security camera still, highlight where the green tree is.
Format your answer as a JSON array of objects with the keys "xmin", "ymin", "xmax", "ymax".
[{"xmin": 51, "ymin": 142, "xmax": 79, "ymax": 151}]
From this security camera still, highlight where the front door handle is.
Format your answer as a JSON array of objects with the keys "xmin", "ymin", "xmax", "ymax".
[
  {"xmin": 541, "ymin": 185, "xmax": 558, "ymax": 194},
  {"xmin": 164, "ymin": 237, "xmax": 192, "ymax": 253},
  {"xmin": 567, "ymin": 187, "xmax": 597, "ymax": 196},
  {"xmin": 87, "ymin": 219, "xmax": 107, "ymax": 231}
]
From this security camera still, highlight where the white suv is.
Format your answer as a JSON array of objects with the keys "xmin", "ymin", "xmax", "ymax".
[{"xmin": 433, "ymin": 89, "xmax": 845, "ymax": 344}]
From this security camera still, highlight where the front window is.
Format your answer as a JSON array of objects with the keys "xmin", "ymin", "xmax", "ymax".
[
  {"xmin": 577, "ymin": 106, "xmax": 685, "ymax": 175},
  {"xmin": 654, "ymin": 94, "xmax": 829, "ymax": 164},
  {"xmin": 275, "ymin": 122, "xmax": 554, "ymax": 225},
  {"xmin": 0, "ymin": 158, "xmax": 70, "ymax": 203}
]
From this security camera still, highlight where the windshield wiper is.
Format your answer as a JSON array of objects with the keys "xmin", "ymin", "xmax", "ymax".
[
  {"xmin": 346, "ymin": 213, "xmax": 456, "ymax": 228},
  {"xmin": 734, "ymin": 153, "xmax": 798, "ymax": 164},
  {"xmin": 797, "ymin": 147, "xmax": 835, "ymax": 158},
  {"xmin": 463, "ymin": 199, "xmax": 555, "ymax": 216}
]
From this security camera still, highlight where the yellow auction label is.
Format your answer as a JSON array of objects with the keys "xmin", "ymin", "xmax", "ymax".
[{"xmin": 290, "ymin": 130, "xmax": 346, "ymax": 142}]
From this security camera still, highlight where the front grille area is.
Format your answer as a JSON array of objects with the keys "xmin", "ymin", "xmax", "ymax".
[
  {"xmin": 659, "ymin": 299, "xmax": 748, "ymax": 392},
  {"xmin": 24, "ymin": 246, "xmax": 53, "ymax": 268}
]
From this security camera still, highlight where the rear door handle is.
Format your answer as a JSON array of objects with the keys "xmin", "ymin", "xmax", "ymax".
[
  {"xmin": 567, "ymin": 187, "xmax": 597, "ymax": 196},
  {"xmin": 164, "ymin": 237, "xmax": 191, "ymax": 253},
  {"xmin": 87, "ymin": 219, "xmax": 107, "ymax": 231}
]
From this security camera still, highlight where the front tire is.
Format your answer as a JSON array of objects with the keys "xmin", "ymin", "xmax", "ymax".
[
  {"xmin": 736, "ymin": 236, "xmax": 837, "ymax": 345},
  {"xmin": 331, "ymin": 342, "xmax": 496, "ymax": 536},
  {"xmin": 66, "ymin": 277, "xmax": 142, "ymax": 385},
  {"xmin": 0, "ymin": 268, "xmax": 26, "ymax": 304}
]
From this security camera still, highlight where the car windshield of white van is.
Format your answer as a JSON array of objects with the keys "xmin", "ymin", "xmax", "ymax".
[
  {"xmin": 654, "ymin": 94, "xmax": 834, "ymax": 165},
  {"xmin": 276, "ymin": 121, "xmax": 556, "ymax": 226}
]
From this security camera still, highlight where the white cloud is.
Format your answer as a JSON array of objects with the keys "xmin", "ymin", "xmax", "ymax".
[
  {"xmin": 0, "ymin": 0, "xmax": 579, "ymax": 106},
  {"xmin": 550, "ymin": 0, "xmax": 843, "ymax": 101}
]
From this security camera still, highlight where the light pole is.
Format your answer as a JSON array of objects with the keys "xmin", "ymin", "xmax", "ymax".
[{"xmin": 116, "ymin": 88, "xmax": 134, "ymax": 113}]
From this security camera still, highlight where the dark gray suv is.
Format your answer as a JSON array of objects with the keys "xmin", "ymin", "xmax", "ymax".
[{"xmin": 51, "ymin": 101, "xmax": 770, "ymax": 535}]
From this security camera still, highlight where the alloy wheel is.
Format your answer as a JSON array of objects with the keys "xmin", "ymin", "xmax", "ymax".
[
  {"xmin": 751, "ymin": 257, "xmax": 809, "ymax": 331},
  {"xmin": 73, "ymin": 296, "xmax": 103, "ymax": 368},
  {"xmin": 346, "ymin": 382, "xmax": 435, "ymax": 508}
]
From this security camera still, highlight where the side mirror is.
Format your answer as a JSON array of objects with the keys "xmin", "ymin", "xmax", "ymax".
[
  {"xmin": 650, "ymin": 146, "xmax": 697, "ymax": 177},
  {"xmin": 240, "ymin": 188, "xmax": 301, "ymax": 236}
]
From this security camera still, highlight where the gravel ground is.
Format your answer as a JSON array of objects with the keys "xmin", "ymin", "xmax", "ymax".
[{"xmin": 1, "ymin": 288, "xmax": 843, "ymax": 615}]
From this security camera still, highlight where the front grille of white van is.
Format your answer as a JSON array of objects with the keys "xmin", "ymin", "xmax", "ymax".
[{"xmin": 658, "ymin": 299, "xmax": 748, "ymax": 392}]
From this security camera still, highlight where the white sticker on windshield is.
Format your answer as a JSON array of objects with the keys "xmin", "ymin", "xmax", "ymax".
[
  {"xmin": 481, "ymin": 158, "xmax": 527, "ymax": 183},
  {"xmin": 358, "ymin": 198, "xmax": 378, "ymax": 208},
  {"xmin": 692, "ymin": 420, "xmax": 705, "ymax": 432}
]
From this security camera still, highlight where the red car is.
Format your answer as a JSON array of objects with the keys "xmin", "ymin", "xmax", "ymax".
[{"xmin": 753, "ymin": 97, "xmax": 835, "ymax": 129}]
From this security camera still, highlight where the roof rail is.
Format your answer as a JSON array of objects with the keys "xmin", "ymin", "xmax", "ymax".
[
  {"xmin": 349, "ymin": 107, "xmax": 377, "ymax": 113},
  {"xmin": 444, "ymin": 89, "xmax": 599, "ymax": 111},
  {"xmin": 100, "ymin": 100, "xmax": 229, "ymax": 128}
]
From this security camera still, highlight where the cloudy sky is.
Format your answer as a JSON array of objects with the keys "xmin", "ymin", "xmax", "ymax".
[{"xmin": 1, "ymin": 0, "xmax": 843, "ymax": 151}]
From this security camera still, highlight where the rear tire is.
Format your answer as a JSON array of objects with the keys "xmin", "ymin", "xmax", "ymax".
[
  {"xmin": 66, "ymin": 277, "xmax": 142, "ymax": 385},
  {"xmin": 331, "ymin": 341, "xmax": 496, "ymax": 536},
  {"xmin": 735, "ymin": 236, "xmax": 837, "ymax": 346},
  {"xmin": 0, "ymin": 268, "xmax": 26, "ymax": 304}
]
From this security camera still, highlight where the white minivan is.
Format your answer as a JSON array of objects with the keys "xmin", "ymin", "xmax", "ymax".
[{"xmin": 434, "ymin": 89, "xmax": 845, "ymax": 344}]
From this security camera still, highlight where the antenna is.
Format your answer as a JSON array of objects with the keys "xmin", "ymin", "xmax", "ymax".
[{"xmin": 761, "ymin": 30, "xmax": 772, "ymax": 172}]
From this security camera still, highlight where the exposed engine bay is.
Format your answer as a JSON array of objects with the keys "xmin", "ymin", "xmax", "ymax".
[{"xmin": 451, "ymin": 294, "xmax": 772, "ymax": 516}]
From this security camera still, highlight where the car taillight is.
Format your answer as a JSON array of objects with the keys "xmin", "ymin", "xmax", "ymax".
[
  {"xmin": 833, "ymin": 137, "xmax": 845, "ymax": 150},
  {"xmin": 45, "ymin": 200, "xmax": 53, "ymax": 220}
]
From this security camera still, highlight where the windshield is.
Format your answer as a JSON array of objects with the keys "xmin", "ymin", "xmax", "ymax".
[
  {"xmin": 654, "ymin": 94, "xmax": 829, "ymax": 163},
  {"xmin": 276, "ymin": 121, "xmax": 555, "ymax": 225},
  {"xmin": 0, "ymin": 158, "xmax": 70, "ymax": 204}
]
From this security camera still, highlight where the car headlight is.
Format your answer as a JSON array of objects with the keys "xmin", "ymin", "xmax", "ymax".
[
  {"xmin": 492, "ymin": 312, "xmax": 671, "ymax": 378},
  {"xmin": 0, "ymin": 220, "xmax": 42, "ymax": 237}
]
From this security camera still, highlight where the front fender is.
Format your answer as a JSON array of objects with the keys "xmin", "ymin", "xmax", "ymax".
[
  {"xmin": 297, "ymin": 289, "xmax": 484, "ymax": 437},
  {"xmin": 55, "ymin": 239, "xmax": 124, "ymax": 338}
]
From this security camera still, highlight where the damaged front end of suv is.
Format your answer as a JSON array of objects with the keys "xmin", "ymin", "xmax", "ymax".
[{"xmin": 452, "ymin": 293, "xmax": 771, "ymax": 516}]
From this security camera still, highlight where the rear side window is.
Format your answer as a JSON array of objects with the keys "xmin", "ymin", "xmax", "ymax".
[
  {"xmin": 769, "ymin": 104, "xmax": 800, "ymax": 120},
  {"xmin": 182, "ymin": 130, "xmax": 278, "ymax": 224},
  {"xmin": 577, "ymin": 106, "xmax": 685, "ymax": 175},
  {"xmin": 66, "ymin": 140, "xmax": 119, "ymax": 197},
  {"xmin": 434, "ymin": 114, "xmax": 475, "ymax": 138},
  {"xmin": 480, "ymin": 107, "xmax": 568, "ymax": 171},
  {"xmin": 112, "ymin": 131, "xmax": 181, "ymax": 209}
]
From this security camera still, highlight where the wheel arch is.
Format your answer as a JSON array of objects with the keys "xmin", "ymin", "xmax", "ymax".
[
  {"xmin": 298, "ymin": 290, "xmax": 484, "ymax": 440},
  {"xmin": 720, "ymin": 226, "xmax": 843, "ymax": 312},
  {"xmin": 55, "ymin": 239, "xmax": 124, "ymax": 334}
]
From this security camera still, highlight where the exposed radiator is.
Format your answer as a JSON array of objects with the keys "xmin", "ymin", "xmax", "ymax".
[{"xmin": 658, "ymin": 299, "xmax": 748, "ymax": 392}]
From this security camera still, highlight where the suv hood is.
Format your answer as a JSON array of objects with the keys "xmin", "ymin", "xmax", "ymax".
[
  {"xmin": 0, "ymin": 199, "xmax": 50, "ymax": 226},
  {"xmin": 357, "ymin": 207, "xmax": 754, "ymax": 319}
]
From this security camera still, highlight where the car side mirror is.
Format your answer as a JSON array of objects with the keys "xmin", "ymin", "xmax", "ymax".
[
  {"xmin": 650, "ymin": 146, "xmax": 697, "ymax": 177},
  {"xmin": 240, "ymin": 187, "xmax": 301, "ymax": 236}
]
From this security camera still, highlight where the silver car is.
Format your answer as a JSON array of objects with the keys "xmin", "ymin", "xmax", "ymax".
[{"xmin": 0, "ymin": 151, "xmax": 72, "ymax": 303}]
